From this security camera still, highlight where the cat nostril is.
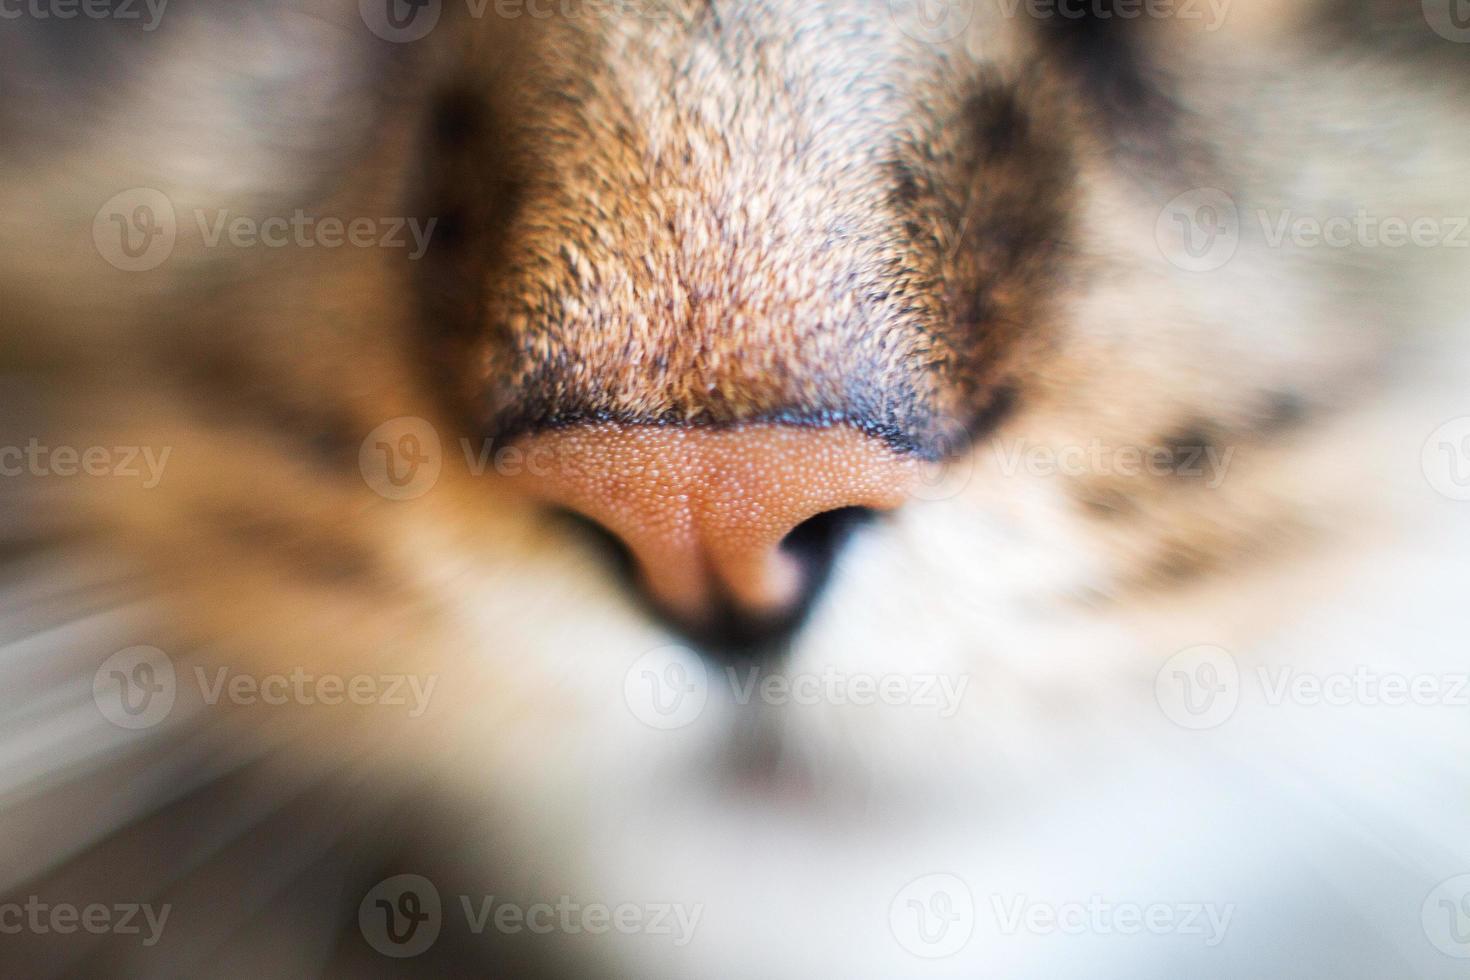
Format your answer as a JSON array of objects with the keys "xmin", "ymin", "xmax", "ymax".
[
  {"xmin": 560, "ymin": 505, "xmax": 874, "ymax": 660},
  {"xmin": 508, "ymin": 425, "xmax": 918, "ymax": 652},
  {"xmin": 551, "ymin": 507, "xmax": 638, "ymax": 582},
  {"xmin": 779, "ymin": 506, "xmax": 877, "ymax": 582}
]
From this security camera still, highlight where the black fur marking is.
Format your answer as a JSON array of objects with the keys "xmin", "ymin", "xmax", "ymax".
[
  {"xmin": 204, "ymin": 505, "xmax": 381, "ymax": 587},
  {"xmin": 946, "ymin": 76, "xmax": 1075, "ymax": 409},
  {"xmin": 969, "ymin": 383, "xmax": 1018, "ymax": 441},
  {"xmin": 413, "ymin": 81, "xmax": 526, "ymax": 423},
  {"xmin": 889, "ymin": 161, "xmax": 923, "ymax": 209},
  {"xmin": 166, "ymin": 347, "xmax": 362, "ymax": 472},
  {"xmin": 1256, "ymin": 390, "xmax": 1308, "ymax": 435},
  {"xmin": 964, "ymin": 85, "xmax": 1028, "ymax": 166},
  {"xmin": 1030, "ymin": 0, "xmax": 1183, "ymax": 168},
  {"xmin": 1157, "ymin": 423, "xmax": 1220, "ymax": 479},
  {"xmin": 1078, "ymin": 485, "xmax": 1139, "ymax": 520}
]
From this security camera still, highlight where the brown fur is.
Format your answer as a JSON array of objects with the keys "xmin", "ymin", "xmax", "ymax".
[
  {"xmin": 444, "ymin": 5, "xmax": 1080, "ymax": 452},
  {"xmin": 2, "ymin": 2, "xmax": 1469, "ymax": 974}
]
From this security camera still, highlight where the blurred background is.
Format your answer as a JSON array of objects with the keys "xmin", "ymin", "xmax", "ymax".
[{"xmin": 3, "ymin": 1, "xmax": 1470, "ymax": 978}]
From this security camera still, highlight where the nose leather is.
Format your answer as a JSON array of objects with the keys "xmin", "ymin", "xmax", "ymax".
[{"xmin": 508, "ymin": 423, "xmax": 920, "ymax": 624}]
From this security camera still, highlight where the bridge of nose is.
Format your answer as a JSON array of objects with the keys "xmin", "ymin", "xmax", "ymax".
[{"xmin": 510, "ymin": 423, "xmax": 919, "ymax": 622}]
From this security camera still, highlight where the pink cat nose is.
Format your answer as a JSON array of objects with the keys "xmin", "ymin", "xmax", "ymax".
[{"xmin": 509, "ymin": 423, "xmax": 920, "ymax": 629}]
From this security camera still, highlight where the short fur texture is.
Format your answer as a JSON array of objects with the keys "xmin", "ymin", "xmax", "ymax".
[{"xmin": 2, "ymin": 1, "xmax": 1469, "ymax": 976}]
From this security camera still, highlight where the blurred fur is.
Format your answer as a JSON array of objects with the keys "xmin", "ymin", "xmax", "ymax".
[{"xmin": 2, "ymin": 1, "xmax": 1469, "ymax": 976}]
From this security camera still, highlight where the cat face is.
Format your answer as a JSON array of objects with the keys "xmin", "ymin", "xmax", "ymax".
[
  {"xmin": 3, "ymin": 0, "xmax": 1406, "ymax": 659},
  {"xmin": 3, "ymin": 1, "xmax": 1470, "ymax": 976},
  {"xmin": 388, "ymin": 1, "xmax": 1385, "ymax": 648}
]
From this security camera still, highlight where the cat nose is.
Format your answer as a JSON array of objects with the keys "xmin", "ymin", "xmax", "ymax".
[{"xmin": 509, "ymin": 423, "xmax": 919, "ymax": 644}]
